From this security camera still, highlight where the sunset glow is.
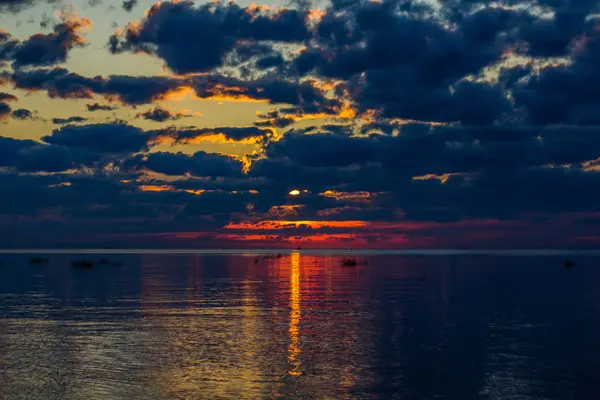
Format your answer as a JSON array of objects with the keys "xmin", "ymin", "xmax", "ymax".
[
  {"xmin": 224, "ymin": 220, "xmax": 368, "ymax": 230},
  {"xmin": 0, "ymin": 0, "xmax": 596, "ymax": 249}
]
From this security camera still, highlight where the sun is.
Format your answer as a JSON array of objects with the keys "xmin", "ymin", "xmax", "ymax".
[{"xmin": 289, "ymin": 189, "xmax": 301, "ymax": 196}]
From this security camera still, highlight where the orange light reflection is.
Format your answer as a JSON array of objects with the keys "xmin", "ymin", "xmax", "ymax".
[{"xmin": 288, "ymin": 251, "xmax": 302, "ymax": 376}]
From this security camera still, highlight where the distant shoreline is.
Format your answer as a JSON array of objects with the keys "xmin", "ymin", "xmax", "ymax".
[{"xmin": 0, "ymin": 249, "xmax": 599, "ymax": 256}]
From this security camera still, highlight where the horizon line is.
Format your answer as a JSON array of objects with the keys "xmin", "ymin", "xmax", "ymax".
[{"xmin": 0, "ymin": 248, "xmax": 599, "ymax": 256}]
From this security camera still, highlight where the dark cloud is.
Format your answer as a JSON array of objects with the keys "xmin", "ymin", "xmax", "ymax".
[
  {"xmin": 393, "ymin": 167, "xmax": 600, "ymax": 221},
  {"xmin": 11, "ymin": 108, "xmax": 33, "ymax": 119},
  {"xmin": 8, "ymin": 68, "xmax": 188, "ymax": 105},
  {"xmin": 109, "ymin": 0, "xmax": 310, "ymax": 73},
  {"xmin": 6, "ymin": 66, "xmax": 340, "ymax": 114},
  {"xmin": 0, "ymin": 92, "xmax": 17, "ymax": 102},
  {"xmin": 9, "ymin": 16, "xmax": 90, "ymax": 68},
  {"xmin": 0, "ymin": 137, "xmax": 75, "ymax": 172},
  {"xmin": 0, "ymin": 30, "xmax": 19, "ymax": 66},
  {"xmin": 273, "ymin": 124, "xmax": 600, "ymax": 176},
  {"xmin": 122, "ymin": 0, "xmax": 136, "ymax": 12},
  {"xmin": 153, "ymin": 125, "xmax": 272, "ymax": 143},
  {"xmin": 40, "ymin": 12, "xmax": 52, "ymax": 29},
  {"xmin": 52, "ymin": 116, "xmax": 87, "ymax": 124},
  {"xmin": 0, "ymin": 101, "xmax": 11, "ymax": 120},
  {"xmin": 192, "ymin": 75, "xmax": 342, "ymax": 114},
  {"xmin": 0, "ymin": 0, "xmax": 43, "ymax": 13},
  {"xmin": 441, "ymin": 1, "xmax": 597, "ymax": 58},
  {"xmin": 506, "ymin": 28, "xmax": 600, "ymax": 126},
  {"xmin": 42, "ymin": 123, "xmax": 150, "ymax": 153},
  {"xmin": 126, "ymin": 151, "xmax": 244, "ymax": 178},
  {"xmin": 86, "ymin": 103, "xmax": 117, "ymax": 112},
  {"xmin": 254, "ymin": 110, "xmax": 296, "ymax": 128},
  {"xmin": 266, "ymin": 131, "xmax": 379, "ymax": 168},
  {"xmin": 286, "ymin": 1, "xmax": 593, "ymax": 125},
  {"xmin": 256, "ymin": 54, "xmax": 285, "ymax": 69},
  {"xmin": 137, "ymin": 107, "xmax": 185, "ymax": 122}
]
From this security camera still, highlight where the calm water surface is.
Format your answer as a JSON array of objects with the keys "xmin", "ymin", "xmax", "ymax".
[{"xmin": 1, "ymin": 253, "xmax": 600, "ymax": 399}]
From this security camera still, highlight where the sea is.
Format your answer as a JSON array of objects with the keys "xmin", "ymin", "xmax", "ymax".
[{"xmin": 1, "ymin": 249, "xmax": 600, "ymax": 399}]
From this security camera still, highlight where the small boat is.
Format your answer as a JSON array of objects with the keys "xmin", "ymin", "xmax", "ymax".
[
  {"xmin": 99, "ymin": 258, "xmax": 123, "ymax": 266},
  {"xmin": 342, "ymin": 258, "xmax": 358, "ymax": 267},
  {"xmin": 30, "ymin": 257, "xmax": 48, "ymax": 265},
  {"xmin": 71, "ymin": 260, "xmax": 94, "ymax": 269}
]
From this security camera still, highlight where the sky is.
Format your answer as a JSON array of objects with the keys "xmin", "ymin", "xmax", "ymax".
[{"xmin": 0, "ymin": 0, "xmax": 599, "ymax": 248}]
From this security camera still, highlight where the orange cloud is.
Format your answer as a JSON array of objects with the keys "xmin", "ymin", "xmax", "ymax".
[
  {"xmin": 412, "ymin": 173, "xmax": 464, "ymax": 184},
  {"xmin": 139, "ymin": 184, "xmax": 174, "ymax": 192},
  {"xmin": 178, "ymin": 133, "xmax": 263, "ymax": 145},
  {"xmin": 320, "ymin": 190, "xmax": 374, "ymax": 203},
  {"xmin": 137, "ymin": 184, "xmax": 259, "ymax": 197},
  {"xmin": 139, "ymin": 184, "xmax": 205, "ymax": 195},
  {"xmin": 225, "ymin": 220, "xmax": 368, "ymax": 230},
  {"xmin": 160, "ymin": 86, "xmax": 198, "ymax": 102},
  {"xmin": 268, "ymin": 205, "xmax": 304, "ymax": 217},
  {"xmin": 307, "ymin": 8, "xmax": 326, "ymax": 22}
]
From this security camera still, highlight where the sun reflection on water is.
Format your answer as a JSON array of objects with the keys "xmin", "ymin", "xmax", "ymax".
[{"xmin": 288, "ymin": 251, "xmax": 302, "ymax": 376}]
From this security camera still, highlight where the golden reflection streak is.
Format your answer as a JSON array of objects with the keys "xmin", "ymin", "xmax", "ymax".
[{"xmin": 288, "ymin": 251, "xmax": 302, "ymax": 376}]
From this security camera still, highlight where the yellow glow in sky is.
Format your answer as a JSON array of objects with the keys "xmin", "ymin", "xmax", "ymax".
[{"xmin": 289, "ymin": 189, "xmax": 301, "ymax": 196}]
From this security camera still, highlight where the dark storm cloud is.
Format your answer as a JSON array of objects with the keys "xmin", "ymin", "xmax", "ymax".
[
  {"xmin": 109, "ymin": 0, "xmax": 310, "ymax": 74},
  {"xmin": 126, "ymin": 151, "xmax": 244, "ymax": 178},
  {"xmin": 505, "ymin": 26, "xmax": 600, "ymax": 126},
  {"xmin": 6, "ymin": 67, "xmax": 340, "ymax": 113},
  {"xmin": 284, "ymin": 0, "xmax": 600, "ymax": 125},
  {"xmin": 6, "ymin": 66, "xmax": 340, "ymax": 113},
  {"xmin": 393, "ymin": 167, "xmax": 600, "ymax": 221},
  {"xmin": 247, "ymin": 156, "xmax": 389, "ymax": 195},
  {"xmin": 42, "ymin": 123, "xmax": 150, "ymax": 153},
  {"xmin": 7, "ymin": 17, "xmax": 90, "ymax": 68},
  {"xmin": 266, "ymin": 131, "xmax": 379, "ymax": 168},
  {"xmin": 191, "ymin": 74, "xmax": 342, "ymax": 114},
  {"xmin": 0, "ymin": 137, "xmax": 75, "ymax": 172},
  {"xmin": 359, "ymin": 78, "xmax": 510, "ymax": 124},
  {"xmin": 52, "ymin": 116, "xmax": 87, "ymax": 124},
  {"xmin": 0, "ymin": 173, "xmax": 137, "ymax": 220},
  {"xmin": 101, "ymin": 75, "xmax": 188, "ymax": 105},
  {"xmin": 264, "ymin": 123, "xmax": 600, "ymax": 178},
  {"xmin": 136, "ymin": 108, "xmax": 184, "ymax": 122},
  {"xmin": 294, "ymin": 1, "xmax": 532, "ymax": 124},
  {"xmin": 11, "ymin": 108, "xmax": 33, "ymax": 119},
  {"xmin": 294, "ymin": 2, "xmax": 528, "ymax": 81},
  {"xmin": 7, "ymin": 68, "xmax": 188, "ymax": 105}
]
